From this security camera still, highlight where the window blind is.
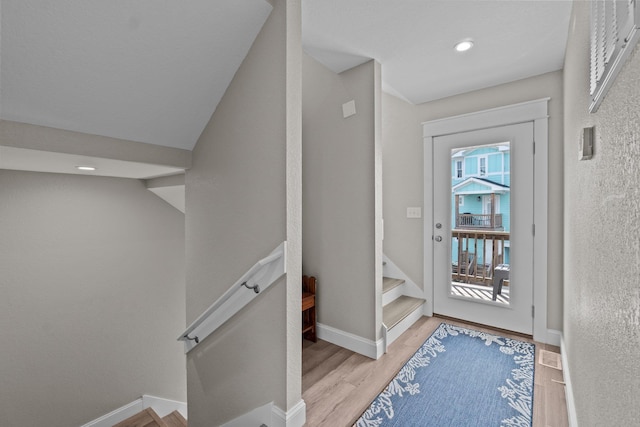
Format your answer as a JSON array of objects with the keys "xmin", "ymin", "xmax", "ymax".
[{"xmin": 589, "ymin": 0, "xmax": 640, "ymax": 112}]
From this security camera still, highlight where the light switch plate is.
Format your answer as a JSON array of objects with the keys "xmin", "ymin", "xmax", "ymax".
[
  {"xmin": 407, "ymin": 207, "xmax": 422, "ymax": 218},
  {"xmin": 579, "ymin": 126, "xmax": 594, "ymax": 160}
]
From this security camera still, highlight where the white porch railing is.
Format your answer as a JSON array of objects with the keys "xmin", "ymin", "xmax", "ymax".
[{"xmin": 177, "ymin": 241, "xmax": 287, "ymax": 353}]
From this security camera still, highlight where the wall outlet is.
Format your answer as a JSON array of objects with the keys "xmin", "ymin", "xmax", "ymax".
[{"xmin": 407, "ymin": 207, "xmax": 422, "ymax": 218}]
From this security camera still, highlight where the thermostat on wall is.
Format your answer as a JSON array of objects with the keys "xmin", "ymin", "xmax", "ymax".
[{"xmin": 579, "ymin": 126, "xmax": 594, "ymax": 160}]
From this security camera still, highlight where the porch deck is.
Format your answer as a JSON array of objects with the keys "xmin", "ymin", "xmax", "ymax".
[{"xmin": 451, "ymin": 282, "xmax": 509, "ymax": 304}]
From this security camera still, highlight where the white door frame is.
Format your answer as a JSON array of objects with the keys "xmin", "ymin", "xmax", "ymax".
[{"xmin": 422, "ymin": 98, "xmax": 549, "ymax": 343}]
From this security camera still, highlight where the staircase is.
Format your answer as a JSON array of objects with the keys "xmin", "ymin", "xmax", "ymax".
[
  {"xmin": 113, "ymin": 408, "xmax": 187, "ymax": 427},
  {"xmin": 383, "ymin": 276, "xmax": 425, "ymax": 349}
]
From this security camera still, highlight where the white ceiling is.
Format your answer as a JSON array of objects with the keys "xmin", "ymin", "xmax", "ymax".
[
  {"xmin": 302, "ymin": 0, "xmax": 573, "ymax": 104},
  {"xmin": 0, "ymin": 0, "xmax": 572, "ymax": 179}
]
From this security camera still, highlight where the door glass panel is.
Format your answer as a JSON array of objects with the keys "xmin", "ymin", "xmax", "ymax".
[{"xmin": 450, "ymin": 142, "xmax": 511, "ymax": 305}]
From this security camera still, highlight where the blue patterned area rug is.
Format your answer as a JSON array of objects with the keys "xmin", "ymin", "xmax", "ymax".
[{"xmin": 355, "ymin": 323, "xmax": 535, "ymax": 427}]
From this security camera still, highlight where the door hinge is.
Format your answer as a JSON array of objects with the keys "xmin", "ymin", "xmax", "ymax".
[
  {"xmin": 532, "ymin": 224, "xmax": 536, "ymax": 236},
  {"xmin": 532, "ymin": 305, "xmax": 535, "ymax": 318},
  {"xmin": 533, "ymin": 141, "xmax": 536, "ymax": 154}
]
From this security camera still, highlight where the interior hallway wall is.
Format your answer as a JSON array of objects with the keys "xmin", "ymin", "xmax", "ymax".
[
  {"xmin": 563, "ymin": 1, "xmax": 640, "ymax": 425},
  {"xmin": 302, "ymin": 55, "xmax": 384, "ymax": 344},
  {"xmin": 0, "ymin": 170, "xmax": 186, "ymax": 427},
  {"xmin": 381, "ymin": 93, "xmax": 423, "ymax": 288},
  {"xmin": 184, "ymin": 0, "xmax": 302, "ymax": 424}
]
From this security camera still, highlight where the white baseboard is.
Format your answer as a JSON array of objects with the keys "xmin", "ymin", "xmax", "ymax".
[
  {"xmin": 223, "ymin": 400, "xmax": 306, "ymax": 427},
  {"xmin": 222, "ymin": 401, "xmax": 273, "ymax": 427},
  {"xmin": 80, "ymin": 395, "xmax": 186, "ymax": 427},
  {"xmin": 317, "ymin": 322, "xmax": 384, "ymax": 359},
  {"xmin": 560, "ymin": 334, "xmax": 578, "ymax": 427},
  {"xmin": 142, "ymin": 395, "xmax": 187, "ymax": 419},
  {"xmin": 546, "ymin": 329, "xmax": 562, "ymax": 347},
  {"xmin": 271, "ymin": 399, "xmax": 306, "ymax": 427}
]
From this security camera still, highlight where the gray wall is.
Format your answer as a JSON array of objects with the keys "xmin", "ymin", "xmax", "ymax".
[
  {"xmin": 302, "ymin": 55, "xmax": 383, "ymax": 343},
  {"xmin": 184, "ymin": 0, "xmax": 302, "ymax": 424},
  {"xmin": 563, "ymin": 1, "xmax": 640, "ymax": 425},
  {"xmin": 381, "ymin": 93, "xmax": 423, "ymax": 287},
  {"xmin": 0, "ymin": 170, "xmax": 186, "ymax": 427},
  {"xmin": 382, "ymin": 71, "xmax": 564, "ymax": 331}
]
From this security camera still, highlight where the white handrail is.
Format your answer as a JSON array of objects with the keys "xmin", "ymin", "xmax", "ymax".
[{"xmin": 178, "ymin": 241, "xmax": 287, "ymax": 353}]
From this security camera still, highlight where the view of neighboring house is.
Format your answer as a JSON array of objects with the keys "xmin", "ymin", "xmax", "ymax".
[{"xmin": 451, "ymin": 144, "xmax": 510, "ymax": 285}]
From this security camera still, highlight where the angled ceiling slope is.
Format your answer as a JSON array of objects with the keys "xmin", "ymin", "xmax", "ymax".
[{"xmin": 0, "ymin": 0, "xmax": 273, "ymax": 151}]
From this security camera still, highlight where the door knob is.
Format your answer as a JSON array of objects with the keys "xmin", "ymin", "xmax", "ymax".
[{"xmin": 435, "ymin": 236, "xmax": 443, "ymax": 242}]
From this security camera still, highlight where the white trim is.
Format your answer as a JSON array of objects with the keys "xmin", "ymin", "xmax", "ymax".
[
  {"xmin": 422, "ymin": 98, "xmax": 550, "ymax": 137},
  {"xmin": 561, "ymin": 334, "xmax": 578, "ymax": 427},
  {"xmin": 382, "ymin": 323, "xmax": 388, "ymax": 354},
  {"xmin": 271, "ymin": 400, "xmax": 306, "ymax": 427},
  {"xmin": 382, "ymin": 254, "xmax": 425, "ymax": 301},
  {"xmin": 423, "ymin": 128, "xmax": 434, "ymax": 318},
  {"xmin": 423, "ymin": 99, "xmax": 549, "ymax": 342},
  {"xmin": 385, "ymin": 305, "xmax": 425, "ymax": 347},
  {"xmin": 454, "ymin": 159, "xmax": 464, "ymax": 179},
  {"xmin": 532, "ymin": 116, "xmax": 548, "ymax": 343},
  {"xmin": 178, "ymin": 241, "xmax": 287, "ymax": 353},
  {"xmin": 221, "ymin": 402, "xmax": 273, "ymax": 427},
  {"xmin": 452, "ymin": 177, "xmax": 509, "ymax": 194},
  {"xmin": 142, "ymin": 395, "xmax": 187, "ymax": 419},
  {"xmin": 80, "ymin": 399, "xmax": 144, "ymax": 427},
  {"xmin": 221, "ymin": 400, "xmax": 306, "ymax": 427},
  {"xmin": 478, "ymin": 155, "xmax": 488, "ymax": 176},
  {"xmin": 80, "ymin": 395, "xmax": 186, "ymax": 427},
  {"xmin": 316, "ymin": 322, "xmax": 384, "ymax": 359}
]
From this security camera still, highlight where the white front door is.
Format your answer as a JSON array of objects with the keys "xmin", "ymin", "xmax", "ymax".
[{"xmin": 432, "ymin": 123, "xmax": 534, "ymax": 335}]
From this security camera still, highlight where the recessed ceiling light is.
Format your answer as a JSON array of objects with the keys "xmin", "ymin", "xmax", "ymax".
[
  {"xmin": 76, "ymin": 166, "xmax": 97, "ymax": 171},
  {"xmin": 454, "ymin": 39, "xmax": 474, "ymax": 52}
]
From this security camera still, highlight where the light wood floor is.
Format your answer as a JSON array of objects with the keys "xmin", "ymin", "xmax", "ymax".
[{"xmin": 302, "ymin": 316, "xmax": 569, "ymax": 427}]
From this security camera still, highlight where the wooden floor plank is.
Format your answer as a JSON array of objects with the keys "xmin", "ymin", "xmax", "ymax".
[
  {"xmin": 302, "ymin": 346, "xmax": 353, "ymax": 391},
  {"xmin": 302, "ymin": 315, "xmax": 568, "ymax": 427}
]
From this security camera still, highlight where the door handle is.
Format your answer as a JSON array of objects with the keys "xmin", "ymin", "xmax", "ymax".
[{"xmin": 435, "ymin": 236, "xmax": 443, "ymax": 242}]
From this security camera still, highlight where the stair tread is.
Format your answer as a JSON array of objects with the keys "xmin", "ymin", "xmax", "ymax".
[
  {"xmin": 162, "ymin": 410, "xmax": 187, "ymax": 427},
  {"xmin": 113, "ymin": 408, "xmax": 168, "ymax": 427},
  {"xmin": 383, "ymin": 295, "xmax": 425, "ymax": 330},
  {"xmin": 382, "ymin": 277, "xmax": 405, "ymax": 293}
]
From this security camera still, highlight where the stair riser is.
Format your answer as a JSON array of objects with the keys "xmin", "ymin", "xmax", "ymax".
[
  {"xmin": 385, "ymin": 302, "xmax": 425, "ymax": 347},
  {"xmin": 382, "ymin": 282, "xmax": 406, "ymax": 306}
]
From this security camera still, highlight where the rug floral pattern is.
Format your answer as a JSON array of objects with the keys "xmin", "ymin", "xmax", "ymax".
[{"xmin": 355, "ymin": 323, "xmax": 535, "ymax": 427}]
